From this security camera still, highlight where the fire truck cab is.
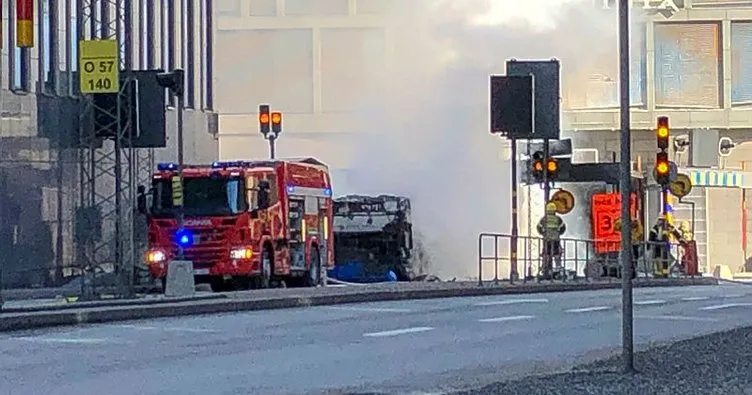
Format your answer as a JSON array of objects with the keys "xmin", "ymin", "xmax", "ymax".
[{"xmin": 138, "ymin": 157, "xmax": 334, "ymax": 292}]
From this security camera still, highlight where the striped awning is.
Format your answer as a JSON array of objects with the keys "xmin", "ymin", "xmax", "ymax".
[{"xmin": 681, "ymin": 168, "xmax": 750, "ymax": 188}]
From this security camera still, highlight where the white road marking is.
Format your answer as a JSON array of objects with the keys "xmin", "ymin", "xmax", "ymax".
[
  {"xmin": 112, "ymin": 324, "xmax": 218, "ymax": 333},
  {"xmin": 476, "ymin": 298, "xmax": 549, "ymax": 307},
  {"xmin": 478, "ymin": 315, "xmax": 535, "ymax": 323},
  {"xmin": 722, "ymin": 294, "xmax": 746, "ymax": 299},
  {"xmin": 324, "ymin": 306, "xmax": 412, "ymax": 313},
  {"xmin": 162, "ymin": 327, "xmax": 219, "ymax": 333},
  {"xmin": 636, "ymin": 315, "xmax": 719, "ymax": 322},
  {"xmin": 363, "ymin": 327, "xmax": 434, "ymax": 338},
  {"xmin": 114, "ymin": 324, "xmax": 159, "ymax": 330},
  {"xmin": 634, "ymin": 299, "xmax": 667, "ymax": 306},
  {"xmin": 699, "ymin": 303, "xmax": 752, "ymax": 311},
  {"xmin": 681, "ymin": 296, "xmax": 710, "ymax": 301},
  {"xmin": 565, "ymin": 306, "xmax": 612, "ymax": 313},
  {"xmin": 13, "ymin": 337, "xmax": 110, "ymax": 344}
]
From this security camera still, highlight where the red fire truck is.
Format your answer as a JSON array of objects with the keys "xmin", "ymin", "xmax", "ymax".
[{"xmin": 137, "ymin": 157, "xmax": 334, "ymax": 292}]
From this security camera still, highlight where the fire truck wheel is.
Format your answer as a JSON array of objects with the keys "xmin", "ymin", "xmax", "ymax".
[{"xmin": 305, "ymin": 247, "xmax": 322, "ymax": 287}]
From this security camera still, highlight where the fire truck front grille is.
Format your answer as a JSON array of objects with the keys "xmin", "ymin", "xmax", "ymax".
[{"xmin": 172, "ymin": 227, "xmax": 230, "ymax": 267}]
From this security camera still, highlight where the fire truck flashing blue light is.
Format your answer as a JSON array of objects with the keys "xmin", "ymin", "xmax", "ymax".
[
  {"xmin": 286, "ymin": 185, "xmax": 294, "ymax": 193},
  {"xmin": 324, "ymin": 188, "xmax": 332, "ymax": 197},
  {"xmin": 175, "ymin": 229, "xmax": 194, "ymax": 247},
  {"xmin": 157, "ymin": 162, "xmax": 177, "ymax": 171},
  {"xmin": 212, "ymin": 160, "xmax": 248, "ymax": 168}
]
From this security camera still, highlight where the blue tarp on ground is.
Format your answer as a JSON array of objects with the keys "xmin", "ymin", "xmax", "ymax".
[{"xmin": 327, "ymin": 262, "xmax": 397, "ymax": 283}]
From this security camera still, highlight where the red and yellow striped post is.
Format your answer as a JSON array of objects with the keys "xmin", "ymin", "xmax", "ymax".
[{"xmin": 16, "ymin": 0, "xmax": 34, "ymax": 48}]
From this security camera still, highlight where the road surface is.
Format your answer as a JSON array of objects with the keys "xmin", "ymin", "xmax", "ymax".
[{"xmin": 1, "ymin": 283, "xmax": 751, "ymax": 395}]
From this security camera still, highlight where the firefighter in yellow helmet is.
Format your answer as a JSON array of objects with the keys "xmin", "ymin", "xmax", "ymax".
[{"xmin": 537, "ymin": 202, "xmax": 566, "ymax": 279}]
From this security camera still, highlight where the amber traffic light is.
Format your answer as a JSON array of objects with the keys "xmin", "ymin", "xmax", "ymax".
[
  {"xmin": 271, "ymin": 111, "xmax": 282, "ymax": 134},
  {"xmin": 655, "ymin": 151, "xmax": 670, "ymax": 185},
  {"xmin": 656, "ymin": 116, "xmax": 669, "ymax": 150},
  {"xmin": 258, "ymin": 104, "xmax": 270, "ymax": 136}
]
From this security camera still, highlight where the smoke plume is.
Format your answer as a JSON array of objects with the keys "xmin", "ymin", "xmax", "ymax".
[{"xmin": 339, "ymin": 0, "xmax": 625, "ymax": 279}]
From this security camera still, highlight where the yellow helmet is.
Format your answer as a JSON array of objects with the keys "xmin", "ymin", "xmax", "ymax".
[{"xmin": 545, "ymin": 202, "xmax": 558, "ymax": 214}]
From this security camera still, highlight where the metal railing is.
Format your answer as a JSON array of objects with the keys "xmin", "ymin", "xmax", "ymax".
[{"xmin": 477, "ymin": 233, "xmax": 701, "ymax": 285}]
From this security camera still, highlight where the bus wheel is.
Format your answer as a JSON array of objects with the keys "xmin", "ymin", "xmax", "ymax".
[{"xmin": 305, "ymin": 247, "xmax": 322, "ymax": 287}]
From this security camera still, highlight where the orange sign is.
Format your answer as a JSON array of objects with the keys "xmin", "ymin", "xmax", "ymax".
[{"xmin": 591, "ymin": 192, "xmax": 638, "ymax": 253}]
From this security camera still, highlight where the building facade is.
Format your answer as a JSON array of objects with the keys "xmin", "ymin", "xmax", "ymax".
[
  {"xmin": 561, "ymin": 0, "xmax": 752, "ymax": 275},
  {"xmin": 0, "ymin": 0, "xmax": 218, "ymax": 286}
]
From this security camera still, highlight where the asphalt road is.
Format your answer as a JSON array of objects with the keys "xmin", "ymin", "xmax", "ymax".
[{"xmin": 1, "ymin": 283, "xmax": 751, "ymax": 395}]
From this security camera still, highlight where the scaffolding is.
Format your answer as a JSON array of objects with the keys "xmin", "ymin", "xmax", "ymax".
[{"xmin": 76, "ymin": 0, "xmax": 154, "ymax": 298}]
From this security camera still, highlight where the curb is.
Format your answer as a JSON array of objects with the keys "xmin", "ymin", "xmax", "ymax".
[
  {"xmin": 0, "ymin": 293, "xmax": 226, "ymax": 314},
  {"xmin": 0, "ymin": 278, "xmax": 717, "ymax": 332}
]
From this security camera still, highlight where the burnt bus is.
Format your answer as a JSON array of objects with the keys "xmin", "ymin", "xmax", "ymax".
[{"xmin": 330, "ymin": 195, "xmax": 415, "ymax": 283}]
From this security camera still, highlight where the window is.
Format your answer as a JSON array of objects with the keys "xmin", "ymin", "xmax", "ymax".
[
  {"xmin": 563, "ymin": 24, "xmax": 646, "ymax": 109},
  {"xmin": 285, "ymin": 0, "xmax": 349, "ymax": 16},
  {"xmin": 731, "ymin": 22, "xmax": 752, "ymax": 105},
  {"xmin": 8, "ymin": 0, "xmax": 30, "ymax": 93},
  {"xmin": 215, "ymin": 29, "xmax": 313, "ymax": 114},
  {"xmin": 217, "ymin": 0, "xmax": 241, "ymax": 16},
  {"xmin": 166, "ymin": 0, "xmax": 176, "ymax": 106},
  {"xmin": 151, "ymin": 177, "xmax": 247, "ymax": 217},
  {"xmin": 203, "ymin": 0, "xmax": 214, "ymax": 110},
  {"xmin": 67, "ymin": 0, "xmax": 78, "ymax": 96},
  {"xmin": 654, "ymin": 22, "xmax": 721, "ymax": 108},
  {"xmin": 185, "ymin": 0, "xmax": 196, "ymax": 108},
  {"xmin": 356, "ymin": 0, "xmax": 398, "ymax": 14},
  {"xmin": 321, "ymin": 28, "xmax": 386, "ymax": 113},
  {"xmin": 249, "ymin": 0, "xmax": 277, "ymax": 16}
]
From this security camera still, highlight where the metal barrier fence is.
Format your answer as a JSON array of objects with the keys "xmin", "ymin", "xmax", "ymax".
[{"xmin": 477, "ymin": 233, "xmax": 701, "ymax": 284}]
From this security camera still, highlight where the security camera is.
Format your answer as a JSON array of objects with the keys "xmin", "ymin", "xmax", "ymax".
[
  {"xmin": 719, "ymin": 137, "xmax": 736, "ymax": 157},
  {"xmin": 673, "ymin": 134, "xmax": 690, "ymax": 155}
]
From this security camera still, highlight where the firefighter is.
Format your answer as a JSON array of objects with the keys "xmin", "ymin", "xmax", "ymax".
[
  {"xmin": 648, "ymin": 217, "xmax": 672, "ymax": 277},
  {"xmin": 537, "ymin": 202, "xmax": 566, "ymax": 279}
]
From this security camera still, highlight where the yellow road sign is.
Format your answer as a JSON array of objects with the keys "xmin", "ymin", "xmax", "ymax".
[
  {"xmin": 669, "ymin": 173, "xmax": 693, "ymax": 198},
  {"xmin": 171, "ymin": 176, "xmax": 183, "ymax": 206},
  {"xmin": 550, "ymin": 189, "xmax": 575, "ymax": 215},
  {"xmin": 79, "ymin": 39, "xmax": 119, "ymax": 94}
]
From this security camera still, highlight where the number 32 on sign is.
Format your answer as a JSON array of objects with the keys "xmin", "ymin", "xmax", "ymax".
[{"xmin": 79, "ymin": 39, "xmax": 119, "ymax": 94}]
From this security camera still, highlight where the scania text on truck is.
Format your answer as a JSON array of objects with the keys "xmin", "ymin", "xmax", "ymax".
[{"xmin": 137, "ymin": 157, "xmax": 334, "ymax": 292}]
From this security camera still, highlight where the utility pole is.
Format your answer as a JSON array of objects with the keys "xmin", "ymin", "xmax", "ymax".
[
  {"xmin": 618, "ymin": 0, "xmax": 635, "ymax": 373},
  {"xmin": 510, "ymin": 138, "xmax": 519, "ymax": 283},
  {"xmin": 157, "ymin": 69, "xmax": 186, "ymax": 258}
]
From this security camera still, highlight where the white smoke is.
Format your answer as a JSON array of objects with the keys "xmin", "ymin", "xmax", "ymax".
[{"xmin": 338, "ymin": 0, "xmax": 625, "ymax": 279}]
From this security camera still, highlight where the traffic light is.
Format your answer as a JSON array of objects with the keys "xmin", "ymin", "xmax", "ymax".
[
  {"xmin": 546, "ymin": 158, "xmax": 558, "ymax": 180},
  {"xmin": 531, "ymin": 151, "xmax": 544, "ymax": 182},
  {"xmin": 656, "ymin": 116, "xmax": 669, "ymax": 150},
  {"xmin": 259, "ymin": 104, "xmax": 270, "ymax": 136},
  {"xmin": 655, "ymin": 151, "xmax": 670, "ymax": 185},
  {"xmin": 271, "ymin": 111, "xmax": 282, "ymax": 135}
]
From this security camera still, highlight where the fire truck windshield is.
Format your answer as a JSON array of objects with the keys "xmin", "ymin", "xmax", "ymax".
[{"xmin": 150, "ymin": 176, "xmax": 247, "ymax": 217}]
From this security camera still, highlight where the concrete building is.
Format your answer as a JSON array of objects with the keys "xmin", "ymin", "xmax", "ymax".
[
  {"xmin": 557, "ymin": 0, "xmax": 752, "ymax": 275},
  {"xmin": 0, "ymin": 0, "xmax": 217, "ymax": 286}
]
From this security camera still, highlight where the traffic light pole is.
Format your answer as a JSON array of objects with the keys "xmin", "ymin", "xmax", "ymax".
[
  {"xmin": 618, "ymin": 0, "xmax": 635, "ymax": 373},
  {"xmin": 542, "ymin": 139, "xmax": 551, "ymax": 202},
  {"xmin": 176, "ymin": 91, "xmax": 186, "ymax": 259},
  {"xmin": 268, "ymin": 135, "xmax": 276, "ymax": 159},
  {"xmin": 510, "ymin": 138, "xmax": 519, "ymax": 283}
]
